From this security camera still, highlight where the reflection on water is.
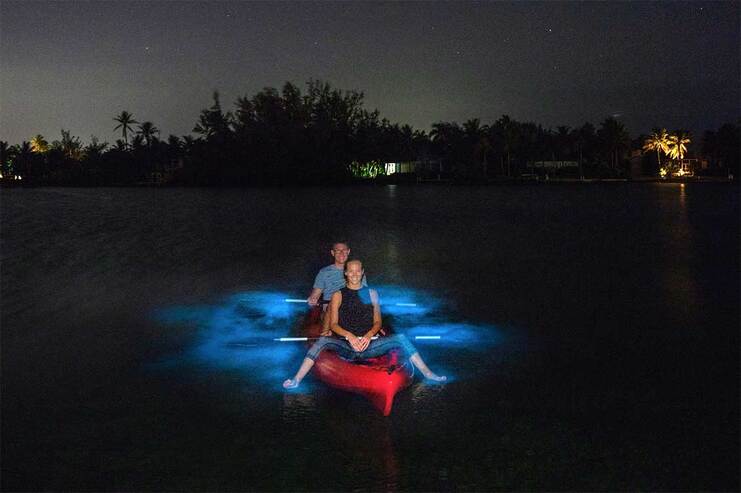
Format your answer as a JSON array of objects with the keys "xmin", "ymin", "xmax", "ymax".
[
  {"xmin": 654, "ymin": 183, "xmax": 699, "ymax": 319},
  {"xmin": 2, "ymin": 185, "xmax": 737, "ymax": 491},
  {"xmin": 281, "ymin": 392, "xmax": 317, "ymax": 421},
  {"xmin": 410, "ymin": 380, "xmax": 448, "ymax": 404}
]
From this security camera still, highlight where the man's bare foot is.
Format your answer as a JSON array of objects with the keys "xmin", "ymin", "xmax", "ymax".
[{"xmin": 283, "ymin": 379, "xmax": 300, "ymax": 389}]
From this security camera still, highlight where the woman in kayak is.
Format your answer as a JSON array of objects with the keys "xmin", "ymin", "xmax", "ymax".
[{"xmin": 283, "ymin": 259, "xmax": 446, "ymax": 388}]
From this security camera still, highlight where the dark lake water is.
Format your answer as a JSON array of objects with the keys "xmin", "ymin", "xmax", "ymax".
[{"xmin": 2, "ymin": 184, "xmax": 738, "ymax": 491}]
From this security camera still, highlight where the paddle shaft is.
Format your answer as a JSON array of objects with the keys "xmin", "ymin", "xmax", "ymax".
[
  {"xmin": 284, "ymin": 298, "xmax": 416, "ymax": 307},
  {"xmin": 226, "ymin": 335, "xmax": 441, "ymax": 347}
]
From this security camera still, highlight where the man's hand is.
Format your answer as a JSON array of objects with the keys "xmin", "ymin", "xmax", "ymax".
[{"xmin": 307, "ymin": 295, "xmax": 319, "ymax": 306}]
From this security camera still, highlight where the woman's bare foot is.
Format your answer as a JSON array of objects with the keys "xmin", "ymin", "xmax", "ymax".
[
  {"xmin": 410, "ymin": 353, "xmax": 447, "ymax": 382},
  {"xmin": 423, "ymin": 372, "xmax": 447, "ymax": 382},
  {"xmin": 283, "ymin": 379, "xmax": 300, "ymax": 389}
]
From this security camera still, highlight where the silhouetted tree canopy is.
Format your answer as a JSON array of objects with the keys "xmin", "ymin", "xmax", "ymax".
[{"xmin": 1, "ymin": 80, "xmax": 738, "ymax": 186}]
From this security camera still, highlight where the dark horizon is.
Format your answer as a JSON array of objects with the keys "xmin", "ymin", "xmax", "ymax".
[{"xmin": 2, "ymin": 1, "xmax": 739, "ymax": 145}]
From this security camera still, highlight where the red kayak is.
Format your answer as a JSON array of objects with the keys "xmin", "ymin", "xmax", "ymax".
[{"xmin": 300, "ymin": 306, "xmax": 413, "ymax": 416}]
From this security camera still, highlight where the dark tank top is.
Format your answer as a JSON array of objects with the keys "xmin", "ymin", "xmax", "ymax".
[{"xmin": 338, "ymin": 287, "xmax": 374, "ymax": 336}]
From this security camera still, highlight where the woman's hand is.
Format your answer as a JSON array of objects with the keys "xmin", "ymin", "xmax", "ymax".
[
  {"xmin": 348, "ymin": 335, "xmax": 366, "ymax": 352},
  {"xmin": 357, "ymin": 335, "xmax": 370, "ymax": 352}
]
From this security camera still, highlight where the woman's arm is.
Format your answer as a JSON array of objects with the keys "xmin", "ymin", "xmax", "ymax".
[{"xmin": 363, "ymin": 289, "xmax": 383, "ymax": 340}]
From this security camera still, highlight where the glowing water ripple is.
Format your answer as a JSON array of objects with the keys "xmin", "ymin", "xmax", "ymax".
[{"xmin": 154, "ymin": 285, "xmax": 502, "ymax": 386}]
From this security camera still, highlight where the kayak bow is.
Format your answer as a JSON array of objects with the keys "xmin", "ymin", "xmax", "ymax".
[{"xmin": 300, "ymin": 306, "xmax": 413, "ymax": 416}]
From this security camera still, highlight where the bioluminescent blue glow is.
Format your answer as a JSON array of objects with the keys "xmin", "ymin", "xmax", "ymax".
[
  {"xmin": 373, "ymin": 284, "xmax": 440, "ymax": 317},
  {"xmin": 154, "ymin": 290, "xmax": 308, "ymax": 384},
  {"xmin": 153, "ymin": 285, "xmax": 505, "ymax": 387},
  {"xmin": 401, "ymin": 323, "xmax": 500, "ymax": 348}
]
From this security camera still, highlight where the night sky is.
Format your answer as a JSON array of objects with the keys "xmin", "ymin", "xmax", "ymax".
[{"xmin": 2, "ymin": 1, "xmax": 739, "ymax": 145}]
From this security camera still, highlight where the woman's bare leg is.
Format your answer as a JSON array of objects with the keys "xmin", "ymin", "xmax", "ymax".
[
  {"xmin": 283, "ymin": 357, "xmax": 315, "ymax": 388},
  {"xmin": 410, "ymin": 353, "xmax": 447, "ymax": 382}
]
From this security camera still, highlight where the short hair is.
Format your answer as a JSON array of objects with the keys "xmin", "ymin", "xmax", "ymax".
[
  {"xmin": 344, "ymin": 259, "xmax": 363, "ymax": 272},
  {"xmin": 331, "ymin": 241, "xmax": 349, "ymax": 250}
]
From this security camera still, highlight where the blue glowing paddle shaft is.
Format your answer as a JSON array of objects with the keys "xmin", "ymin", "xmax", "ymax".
[
  {"xmin": 271, "ymin": 335, "xmax": 440, "ymax": 342},
  {"xmin": 283, "ymin": 298, "xmax": 417, "ymax": 307},
  {"xmin": 273, "ymin": 336, "xmax": 380, "ymax": 342}
]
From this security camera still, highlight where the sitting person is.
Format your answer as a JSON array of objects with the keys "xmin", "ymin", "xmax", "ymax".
[
  {"xmin": 307, "ymin": 241, "xmax": 366, "ymax": 335},
  {"xmin": 283, "ymin": 260, "xmax": 446, "ymax": 388}
]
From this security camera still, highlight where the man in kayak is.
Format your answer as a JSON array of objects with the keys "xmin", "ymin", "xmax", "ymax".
[
  {"xmin": 307, "ymin": 241, "xmax": 366, "ymax": 335},
  {"xmin": 283, "ymin": 260, "xmax": 446, "ymax": 388}
]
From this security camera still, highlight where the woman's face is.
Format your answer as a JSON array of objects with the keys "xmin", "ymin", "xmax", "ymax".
[{"xmin": 345, "ymin": 261, "xmax": 364, "ymax": 286}]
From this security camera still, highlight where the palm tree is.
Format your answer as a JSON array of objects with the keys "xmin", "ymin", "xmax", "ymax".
[
  {"xmin": 554, "ymin": 126, "xmax": 573, "ymax": 160},
  {"xmin": 14, "ymin": 141, "xmax": 34, "ymax": 179},
  {"xmin": 60, "ymin": 129, "xmax": 83, "ymax": 160},
  {"xmin": 572, "ymin": 123, "xmax": 595, "ymax": 179},
  {"xmin": 701, "ymin": 130, "xmax": 718, "ymax": 168},
  {"xmin": 430, "ymin": 121, "xmax": 463, "ymax": 171},
  {"xmin": 193, "ymin": 91, "xmax": 232, "ymax": 139},
  {"xmin": 137, "ymin": 121, "xmax": 160, "ymax": 146},
  {"xmin": 30, "ymin": 134, "xmax": 49, "ymax": 154},
  {"xmin": 642, "ymin": 128, "xmax": 670, "ymax": 169},
  {"xmin": 0, "ymin": 140, "xmax": 11, "ymax": 178},
  {"xmin": 666, "ymin": 131, "xmax": 690, "ymax": 161},
  {"xmin": 494, "ymin": 115, "xmax": 519, "ymax": 176},
  {"xmin": 598, "ymin": 117, "xmax": 630, "ymax": 170},
  {"xmin": 463, "ymin": 118, "xmax": 491, "ymax": 177},
  {"xmin": 113, "ymin": 111, "xmax": 138, "ymax": 145},
  {"xmin": 85, "ymin": 136, "xmax": 108, "ymax": 157}
]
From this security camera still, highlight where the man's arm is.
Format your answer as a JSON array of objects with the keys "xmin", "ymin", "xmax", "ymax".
[
  {"xmin": 307, "ymin": 287, "xmax": 323, "ymax": 306},
  {"xmin": 308, "ymin": 268, "xmax": 326, "ymax": 306}
]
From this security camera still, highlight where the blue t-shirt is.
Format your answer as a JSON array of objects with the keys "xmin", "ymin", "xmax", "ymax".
[{"xmin": 313, "ymin": 264, "xmax": 368, "ymax": 301}]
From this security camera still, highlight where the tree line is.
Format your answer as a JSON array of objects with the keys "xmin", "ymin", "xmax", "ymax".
[{"xmin": 1, "ymin": 80, "xmax": 738, "ymax": 186}]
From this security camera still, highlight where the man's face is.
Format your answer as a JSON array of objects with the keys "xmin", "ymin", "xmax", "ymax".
[
  {"xmin": 331, "ymin": 243, "xmax": 350, "ymax": 264},
  {"xmin": 345, "ymin": 261, "xmax": 364, "ymax": 285}
]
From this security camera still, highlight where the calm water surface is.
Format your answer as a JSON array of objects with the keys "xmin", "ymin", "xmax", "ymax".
[{"xmin": 2, "ymin": 184, "xmax": 738, "ymax": 491}]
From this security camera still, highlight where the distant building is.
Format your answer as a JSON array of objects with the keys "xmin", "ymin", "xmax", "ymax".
[
  {"xmin": 384, "ymin": 160, "xmax": 449, "ymax": 181},
  {"xmin": 384, "ymin": 162, "xmax": 415, "ymax": 174},
  {"xmin": 525, "ymin": 161, "xmax": 579, "ymax": 170}
]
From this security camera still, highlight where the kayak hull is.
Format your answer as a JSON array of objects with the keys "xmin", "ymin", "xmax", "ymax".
[{"xmin": 301, "ymin": 306, "xmax": 413, "ymax": 416}]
